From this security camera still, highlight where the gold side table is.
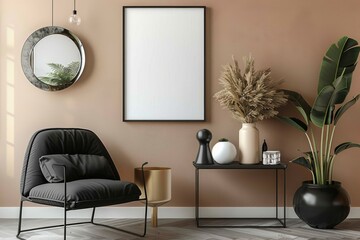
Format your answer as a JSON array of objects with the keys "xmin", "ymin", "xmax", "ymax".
[{"xmin": 134, "ymin": 167, "xmax": 171, "ymax": 227}]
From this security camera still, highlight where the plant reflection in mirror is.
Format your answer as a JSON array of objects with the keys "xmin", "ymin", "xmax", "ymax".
[{"xmin": 38, "ymin": 61, "xmax": 80, "ymax": 86}]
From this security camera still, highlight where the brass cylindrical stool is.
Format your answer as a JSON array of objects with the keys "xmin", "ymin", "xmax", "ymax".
[{"xmin": 134, "ymin": 167, "xmax": 171, "ymax": 227}]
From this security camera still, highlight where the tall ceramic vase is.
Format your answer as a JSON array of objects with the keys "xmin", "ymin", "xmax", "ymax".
[{"xmin": 239, "ymin": 123, "xmax": 260, "ymax": 164}]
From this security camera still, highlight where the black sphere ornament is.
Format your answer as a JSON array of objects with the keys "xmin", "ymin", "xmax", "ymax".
[{"xmin": 195, "ymin": 129, "xmax": 214, "ymax": 165}]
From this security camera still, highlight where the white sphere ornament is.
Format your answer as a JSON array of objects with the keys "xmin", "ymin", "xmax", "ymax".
[{"xmin": 212, "ymin": 139, "xmax": 237, "ymax": 164}]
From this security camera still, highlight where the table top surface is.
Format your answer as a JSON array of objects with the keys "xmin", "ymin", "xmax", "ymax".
[{"xmin": 193, "ymin": 161, "xmax": 287, "ymax": 169}]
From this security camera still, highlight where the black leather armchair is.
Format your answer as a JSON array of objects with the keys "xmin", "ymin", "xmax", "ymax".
[{"xmin": 17, "ymin": 128, "xmax": 148, "ymax": 239}]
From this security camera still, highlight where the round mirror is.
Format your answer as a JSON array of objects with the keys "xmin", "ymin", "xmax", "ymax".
[{"xmin": 21, "ymin": 26, "xmax": 85, "ymax": 91}]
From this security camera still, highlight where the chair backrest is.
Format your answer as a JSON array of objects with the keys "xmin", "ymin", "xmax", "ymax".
[{"xmin": 20, "ymin": 128, "xmax": 120, "ymax": 197}]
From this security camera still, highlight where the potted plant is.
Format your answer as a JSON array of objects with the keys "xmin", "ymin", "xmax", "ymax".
[
  {"xmin": 279, "ymin": 36, "xmax": 360, "ymax": 228},
  {"xmin": 214, "ymin": 55, "xmax": 287, "ymax": 164}
]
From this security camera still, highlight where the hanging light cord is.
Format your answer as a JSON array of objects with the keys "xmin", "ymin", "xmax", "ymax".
[
  {"xmin": 51, "ymin": 0, "xmax": 54, "ymax": 26},
  {"xmin": 72, "ymin": 0, "xmax": 77, "ymax": 14}
]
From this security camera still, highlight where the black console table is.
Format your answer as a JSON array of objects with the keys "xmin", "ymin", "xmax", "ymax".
[{"xmin": 193, "ymin": 162, "xmax": 287, "ymax": 228}]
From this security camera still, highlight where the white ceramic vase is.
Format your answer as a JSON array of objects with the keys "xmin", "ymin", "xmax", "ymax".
[
  {"xmin": 239, "ymin": 123, "xmax": 260, "ymax": 164},
  {"xmin": 212, "ymin": 140, "xmax": 237, "ymax": 164}
]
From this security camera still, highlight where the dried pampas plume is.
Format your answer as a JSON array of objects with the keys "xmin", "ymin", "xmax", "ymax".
[{"xmin": 214, "ymin": 55, "xmax": 287, "ymax": 123}]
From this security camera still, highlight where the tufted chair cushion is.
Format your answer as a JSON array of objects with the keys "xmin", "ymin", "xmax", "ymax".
[{"xmin": 20, "ymin": 128, "xmax": 120, "ymax": 197}]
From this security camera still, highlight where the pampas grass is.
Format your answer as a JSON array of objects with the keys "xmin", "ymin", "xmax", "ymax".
[{"xmin": 214, "ymin": 55, "xmax": 287, "ymax": 123}]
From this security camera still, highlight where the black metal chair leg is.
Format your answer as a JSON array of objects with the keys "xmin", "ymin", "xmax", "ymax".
[
  {"xmin": 16, "ymin": 200, "xmax": 24, "ymax": 238},
  {"xmin": 62, "ymin": 166, "xmax": 67, "ymax": 240},
  {"xmin": 64, "ymin": 208, "xmax": 67, "ymax": 240},
  {"xmin": 91, "ymin": 207, "xmax": 96, "ymax": 223},
  {"xmin": 141, "ymin": 162, "xmax": 148, "ymax": 237},
  {"xmin": 91, "ymin": 202, "xmax": 147, "ymax": 237},
  {"xmin": 142, "ymin": 197, "xmax": 148, "ymax": 237}
]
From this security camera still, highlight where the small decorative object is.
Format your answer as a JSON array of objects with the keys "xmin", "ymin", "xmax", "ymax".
[
  {"xmin": 195, "ymin": 129, "xmax": 214, "ymax": 165},
  {"xmin": 262, "ymin": 140, "xmax": 268, "ymax": 153},
  {"xmin": 214, "ymin": 55, "xmax": 287, "ymax": 164},
  {"xmin": 134, "ymin": 166, "xmax": 171, "ymax": 227},
  {"xmin": 278, "ymin": 36, "xmax": 360, "ymax": 228},
  {"xmin": 239, "ymin": 123, "xmax": 260, "ymax": 164},
  {"xmin": 212, "ymin": 138, "xmax": 237, "ymax": 164},
  {"xmin": 261, "ymin": 139, "xmax": 268, "ymax": 163},
  {"xmin": 262, "ymin": 151, "xmax": 281, "ymax": 165}
]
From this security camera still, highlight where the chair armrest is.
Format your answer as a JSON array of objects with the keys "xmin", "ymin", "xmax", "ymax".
[
  {"xmin": 52, "ymin": 164, "xmax": 67, "ymax": 183},
  {"xmin": 140, "ymin": 162, "xmax": 148, "ymax": 201},
  {"xmin": 52, "ymin": 164, "xmax": 68, "ymax": 208}
]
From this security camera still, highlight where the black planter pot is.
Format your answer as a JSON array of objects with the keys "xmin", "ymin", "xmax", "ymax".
[{"xmin": 293, "ymin": 181, "xmax": 350, "ymax": 229}]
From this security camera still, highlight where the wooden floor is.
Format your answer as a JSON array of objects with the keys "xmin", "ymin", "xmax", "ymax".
[{"xmin": 2, "ymin": 218, "xmax": 360, "ymax": 240}]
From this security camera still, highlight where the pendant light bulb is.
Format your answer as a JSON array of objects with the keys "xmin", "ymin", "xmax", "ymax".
[
  {"xmin": 69, "ymin": 0, "xmax": 81, "ymax": 26},
  {"xmin": 69, "ymin": 9, "xmax": 81, "ymax": 25}
]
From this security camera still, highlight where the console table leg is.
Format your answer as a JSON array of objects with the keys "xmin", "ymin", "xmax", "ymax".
[
  {"xmin": 284, "ymin": 168, "xmax": 286, "ymax": 227},
  {"xmin": 195, "ymin": 168, "xmax": 199, "ymax": 226},
  {"xmin": 275, "ymin": 169, "xmax": 279, "ymax": 219}
]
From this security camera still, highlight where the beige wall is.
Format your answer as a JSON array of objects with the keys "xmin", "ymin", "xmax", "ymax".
[{"xmin": 1, "ymin": 0, "xmax": 360, "ymax": 207}]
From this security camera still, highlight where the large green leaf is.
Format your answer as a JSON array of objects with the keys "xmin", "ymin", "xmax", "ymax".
[
  {"xmin": 282, "ymin": 90, "xmax": 311, "ymax": 124},
  {"xmin": 318, "ymin": 36, "xmax": 360, "ymax": 104},
  {"xmin": 334, "ymin": 94, "xmax": 360, "ymax": 125},
  {"xmin": 334, "ymin": 142, "xmax": 360, "ymax": 155},
  {"xmin": 277, "ymin": 116, "xmax": 307, "ymax": 132},
  {"xmin": 291, "ymin": 156, "xmax": 312, "ymax": 171},
  {"xmin": 310, "ymin": 85, "xmax": 335, "ymax": 127},
  {"xmin": 310, "ymin": 73, "xmax": 347, "ymax": 127}
]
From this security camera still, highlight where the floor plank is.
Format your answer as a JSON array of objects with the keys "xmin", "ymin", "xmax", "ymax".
[{"xmin": 1, "ymin": 218, "xmax": 360, "ymax": 240}]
